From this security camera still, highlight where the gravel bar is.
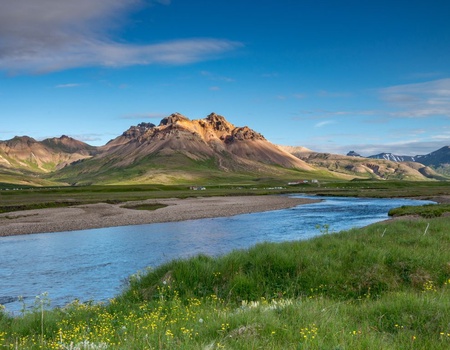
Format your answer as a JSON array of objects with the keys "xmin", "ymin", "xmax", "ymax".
[{"xmin": 0, "ymin": 195, "xmax": 320, "ymax": 237}]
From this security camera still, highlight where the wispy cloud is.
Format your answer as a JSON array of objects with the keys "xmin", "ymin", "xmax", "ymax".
[
  {"xmin": 200, "ymin": 71, "xmax": 235, "ymax": 82},
  {"xmin": 314, "ymin": 120, "xmax": 336, "ymax": 128},
  {"xmin": 55, "ymin": 83, "xmax": 83, "ymax": 88},
  {"xmin": 0, "ymin": 0, "xmax": 242, "ymax": 74},
  {"xmin": 379, "ymin": 78, "xmax": 450, "ymax": 118},
  {"xmin": 66, "ymin": 133, "xmax": 103, "ymax": 143}
]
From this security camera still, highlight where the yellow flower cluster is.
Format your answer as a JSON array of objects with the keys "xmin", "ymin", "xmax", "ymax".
[
  {"xmin": 1, "ymin": 286, "xmax": 227, "ymax": 348},
  {"xmin": 299, "ymin": 323, "xmax": 318, "ymax": 341},
  {"xmin": 422, "ymin": 280, "xmax": 437, "ymax": 293}
]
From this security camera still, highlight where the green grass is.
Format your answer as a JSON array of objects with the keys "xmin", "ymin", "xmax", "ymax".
[
  {"xmin": 1, "ymin": 216, "xmax": 449, "ymax": 349},
  {"xmin": 389, "ymin": 203, "xmax": 450, "ymax": 218},
  {"xmin": 122, "ymin": 203, "xmax": 168, "ymax": 211},
  {"xmin": 1, "ymin": 180, "xmax": 449, "ymax": 214}
]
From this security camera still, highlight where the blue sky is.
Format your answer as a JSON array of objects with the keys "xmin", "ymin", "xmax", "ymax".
[{"xmin": 1, "ymin": 0, "xmax": 449, "ymax": 156}]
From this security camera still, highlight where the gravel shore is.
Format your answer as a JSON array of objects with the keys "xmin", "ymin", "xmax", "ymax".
[{"xmin": 0, "ymin": 195, "xmax": 319, "ymax": 237}]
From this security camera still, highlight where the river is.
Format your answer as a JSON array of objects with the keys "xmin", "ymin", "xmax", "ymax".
[{"xmin": 0, "ymin": 195, "xmax": 433, "ymax": 314}]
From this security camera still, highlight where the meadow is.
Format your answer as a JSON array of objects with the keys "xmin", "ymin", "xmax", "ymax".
[
  {"xmin": 0, "ymin": 204, "xmax": 449, "ymax": 349},
  {"xmin": 1, "ymin": 180, "xmax": 449, "ymax": 214}
]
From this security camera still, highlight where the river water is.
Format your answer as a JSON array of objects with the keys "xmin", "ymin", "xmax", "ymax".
[{"xmin": 0, "ymin": 195, "xmax": 433, "ymax": 314}]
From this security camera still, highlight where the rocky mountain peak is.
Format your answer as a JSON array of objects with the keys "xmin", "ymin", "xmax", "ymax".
[
  {"xmin": 122, "ymin": 122, "xmax": 155, "ymax": 139},
  {"xmin": 159, "ymin": 113, "xmax": 189, "ymax": 126},
  {"xmin": 7, "ymin": 136, "xmax": 38, "ymax": 147},
  {"xmin": 227, "ymin": 126, "xmax": 266, "ymax": 143},
  {"xmin": 204, "ymin": 113, "xmax": 234, "ymax": 132}
]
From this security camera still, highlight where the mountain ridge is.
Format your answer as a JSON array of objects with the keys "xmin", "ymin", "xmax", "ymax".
[
  {"xmin": 1, "ymin": 113, "xmax": 448, "ymax": 185},
  {"xmin": 280, "ymin": 146, "xmax": 444, "ymax": 181},
  {"xmin": 345, "ymin": 147, "xmax": 450, "ymax": 176}
]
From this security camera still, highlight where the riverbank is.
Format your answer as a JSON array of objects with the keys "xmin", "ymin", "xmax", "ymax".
[
  {"xmin": 0, "ymin": 195, "xmax": 319, "ymax": 237},
  {"xmin": 1, "ymin": 213, "xmax": 448, "ymax": 349}
]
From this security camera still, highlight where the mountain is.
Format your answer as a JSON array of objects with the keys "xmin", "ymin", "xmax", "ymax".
[
  {"xmin": 363, "ymin": 146, "xmax": 450, "ymax": 176},
  {"xmin": 368, "ymin": 153, "xmax": 416, "ymax": 162},
  {"xmin": 0, "ymin": 135, "xmax": 97, "ymax": 172},
  {"xmin": 99, "ymin": 113, "xmax": 312, "ymax": 170},
  {"xmin": 346, "ymin": 151, "xmax": 362, "ymax": 157},
  {"xmin": 49, "ymin": 113, "xmax": 317, "ymax": 185},
  {"xmin": 1, "ymin": 113, "xmax": 447, "ymax": 186},
  {"xmin": 414, "ymin": 146, "xmax": 450, "ymax": 167},
  {"xmin": 280, "ymin": 147, "xmax": 443, "ymax": 181},
  {"xmin": 365, "ymin": 146, "xmax": 450, "ymax": 167}
]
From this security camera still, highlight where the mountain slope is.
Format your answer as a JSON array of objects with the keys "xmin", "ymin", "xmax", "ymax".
[
  {"xmin": 364, "ymin": 146, "xmax": 450, "ymax": 176},
  {"xmin": 2, "ymin": 114, "xmax": 447, "ymax": 186},
  {"xmin": 0, "ymin": 135, "xmax": 96, "ymax": 172},
  {"xmin": 99, "ymin": 113, "xmax": 312, "ymax": 169},
  {"xmin": 280, "ymin": 146, "xmax": 443, "ymax": 181},
  {"xmin": 50, "ymin": 113, "xmax": 318, "ymax": 185},
  {"xmin": 368, "ymin": 153, "xmax": 416, "ymax": 162},
  {"xmin": 415, "ymin": 146, "xmax": 450, "ymax": 167}
]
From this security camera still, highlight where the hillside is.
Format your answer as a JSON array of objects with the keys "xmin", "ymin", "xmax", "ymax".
[
  {"xmin": 281, "ymin": 146, "xmax": 444, "ymax": 181},
  {"xmin": 364, "ymin": 146, "xmax": 450, "ymax": 168},
  {"xmin": 360, "ymin": 146, "xmax": 450, "ymax": 177},
  {"xmin": 0, "ymin": 135, "xmax": 96, "ymax": 172},
  {"xmin": 49, "ymin": 113, "xmax": 323, "ymax": 185}
]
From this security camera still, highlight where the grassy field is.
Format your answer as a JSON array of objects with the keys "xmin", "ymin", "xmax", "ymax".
[
  {"xmin": 1, "ymin": 180, "xmax": 449, "ymax": 214},
  {"xmin": 1, "ymin": 180, "xmax": 449, "ymax": 349},
  {"xmin": 0, "ymin": 211, "xmax": 449, "ymax": 349}
]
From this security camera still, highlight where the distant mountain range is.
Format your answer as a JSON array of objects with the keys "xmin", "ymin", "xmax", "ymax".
[
  {"xmin": 0, "ymin": 113, "xmax": 448, "ymax": 186},
  {"xmin": 281, "ymin": 146, "xmax": 445, "ymax": 181},
  {"xmin": 346, "ymin": 147, "xmax": 450, "ymax": 175}
]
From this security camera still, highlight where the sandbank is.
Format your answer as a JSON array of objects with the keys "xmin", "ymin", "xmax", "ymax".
[{"xmin": 0, "ymin": 195, "xmax": 319, "ymax": 237}]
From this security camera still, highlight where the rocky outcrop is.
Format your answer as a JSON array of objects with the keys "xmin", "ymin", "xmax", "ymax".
[
  {"xmin": 347, "ymin": 151, "xmax": 362, "ymax": 157},
  {"xmin": 122, "ymin": 123, "xmax": 156, "ymax": 139}
]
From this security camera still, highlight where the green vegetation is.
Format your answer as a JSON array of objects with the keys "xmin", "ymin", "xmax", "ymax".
[
  {"xmin": 122, "ymin": 203, "xmax": 168, "ymax": 211},
  {"xmin": 1, "ymin": 180, "xmax": 449, "ymax": 214},
  {"xmin": 1, "ymin": 216, "xmax": 449, "ymax": 349},
  {"xmin": 389, "ymin": 204, "xmax": 450, "ymax": 218}
]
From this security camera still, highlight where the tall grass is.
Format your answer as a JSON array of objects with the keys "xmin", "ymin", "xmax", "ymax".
[{"xmin": 1, "ymin": 216, "xmax": 449, "ymax": 349}]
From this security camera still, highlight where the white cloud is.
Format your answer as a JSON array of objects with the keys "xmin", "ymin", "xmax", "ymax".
[
  {"xmin": 379, "ymin": 78, "xmax": 450, "ymax": 118},
  {"xmin": 0, "ymin": 0, "xmax": 242, "ymax": 74},
  {"xmin": 431, "ymin": 132, "xmax": 450, "ymax": 140},
  {"xmin": 314, "ymin": 120, "xmax": 336, "ymax": 128}
]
